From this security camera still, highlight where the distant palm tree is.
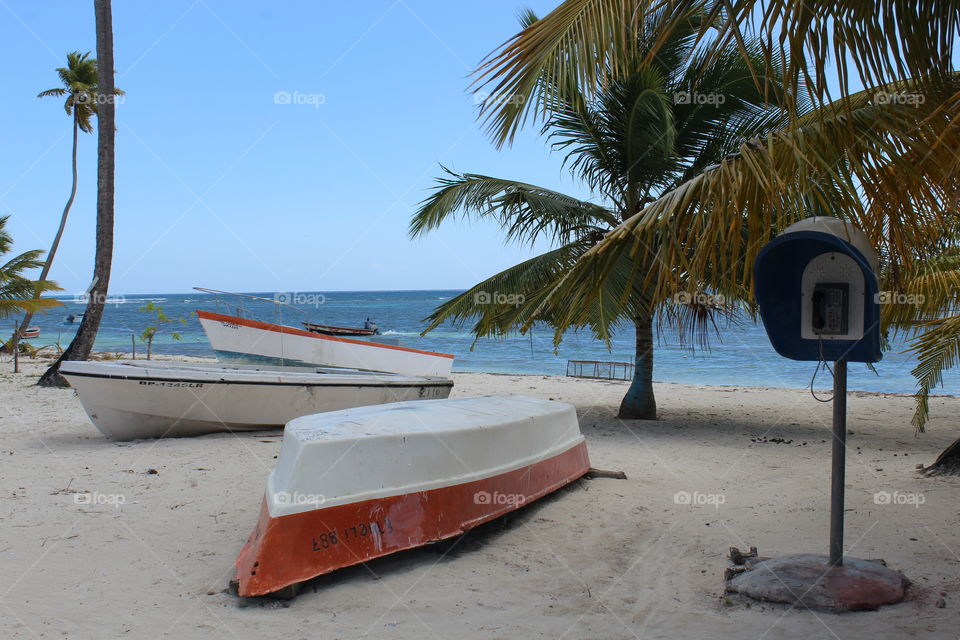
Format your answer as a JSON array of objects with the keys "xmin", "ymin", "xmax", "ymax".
[
  {"xmin": 411, "ymin": 7, "xmax": 794, "ymax": 419},
  {"xmin": 0, "ymin": 216, "xmax": 60, "ymax": 321},
  {"xmin": 40, "ymin": 0, "xmax": 118, "ymax": 387},
  {"xmin": 13, "ymin": 51, "xmax": 122, "ymax": 352}
]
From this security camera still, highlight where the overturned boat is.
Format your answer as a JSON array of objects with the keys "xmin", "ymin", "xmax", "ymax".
[
  {"xmin": 60, "ymin": 360, "xmax": 453, "ymax": 441},
  {"xmin": 197, "ymin": 310, "xmax": 454, "ymax": 377},
  {"xmin": 235, "ymin": 395, "xmax": 590, "ymax": 597}
]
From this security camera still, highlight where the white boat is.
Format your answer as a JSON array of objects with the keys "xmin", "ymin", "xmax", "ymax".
[
  {"xmin": 235, "ymin": 395, "xmax": 591, "ymax": 597},
  {"xmin": 197, "ymin": 310, "xmax": 454, "ymax": 377},
  {"xmin": 60, "ymin": 360, "xmax": 454, "ymax": 441}
]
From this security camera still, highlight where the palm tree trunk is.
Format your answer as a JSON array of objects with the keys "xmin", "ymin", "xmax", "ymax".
[
  {"xmin": 11, "ymin": 111, "xmax": 81, "ymax": 354},
  {"xmin": 922, "ymin": 436, "xmax": 960, "ymax": 476},
  {"xmin": 39, "ymin": 0, "xmax": 115, "ymax": 387},
  {"xmin": 618, "ymin": 314, "xmax": 657, "ymax": 419}
]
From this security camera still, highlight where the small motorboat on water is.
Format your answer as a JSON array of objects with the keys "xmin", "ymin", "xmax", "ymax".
[
  {"xmin": 60, "ymin": 360, "xmax": 454, "ymax": 441},
  {"xmin": 197, "ymin": 310, "xmax": 454, "ymax": 377},
  {"xmin": 234, "ymin": 395, "xmax": 591, "ymax": 597},
  {"xmin": 301, "ymin": 321, "xmax": 378, "ymax": 337}
]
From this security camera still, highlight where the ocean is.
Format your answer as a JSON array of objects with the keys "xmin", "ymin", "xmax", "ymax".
[{"xmin": 15, "ymin": 289, "xmax": 954, "ymax": 395}]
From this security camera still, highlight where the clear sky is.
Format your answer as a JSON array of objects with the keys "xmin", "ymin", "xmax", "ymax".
[{"xmin": 2, "ymin": 0, "xmax": 580, "ymax": 295}]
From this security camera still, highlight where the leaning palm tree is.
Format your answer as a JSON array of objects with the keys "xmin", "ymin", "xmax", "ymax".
[
  {"xmin": 12, "ymin": 51, "xmax": 122, "ymax": 354},
  {"xmin": 0, "ymin": 216, "xmax": 60, "ymax": 323},
  {"xmin": 40, "ymin": 0, "xmax": 118, "ymax": 387},
  {"xmin": 411, "ymin": 6, "xmax": 795, "ymax": 419}
]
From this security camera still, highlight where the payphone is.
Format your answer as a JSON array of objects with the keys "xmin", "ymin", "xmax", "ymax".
[
  {"xmin": 754, "ymin": 216, "xmax": 881, "ymax": 363},
  {"xmin": 753, "ymin": 217, "xmax": 882, "ymax": 567}
]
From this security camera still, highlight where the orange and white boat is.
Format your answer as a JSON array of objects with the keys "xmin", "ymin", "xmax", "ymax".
[
  {"xmin": 197, "ymin": 310, "xmax": 454, "ymax": 377},
  {"xmin": 20, "ymin": 326, "xmax": 40, "ymax": 339},
  {"xmin": 235, "ymin": 395, "xmax": 590, "ymax": 597}
]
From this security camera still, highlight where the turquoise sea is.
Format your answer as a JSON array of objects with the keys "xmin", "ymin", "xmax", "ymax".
[{"xmin": 15, "ymin": 289, "xmax": 956, "ymax": 395}]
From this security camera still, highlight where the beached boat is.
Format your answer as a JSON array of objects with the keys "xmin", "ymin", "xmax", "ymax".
[
  {"xmin": 235, "ymin": 395, "xmax": 591, "ymax": 597},
  {"xmin": 60, "ymin": 360, "xmax": 453, "ymax": 441},
  {"xmin": 301, "ymin": 321, "xmax": 377, "ymax": 337},
  {"xmin": 21, "ymin": 326, "xmax": 40, "ymax": 339},
  {"xmin": 197, "ymin": 310, "xmax": 454, "ymax": 377}
]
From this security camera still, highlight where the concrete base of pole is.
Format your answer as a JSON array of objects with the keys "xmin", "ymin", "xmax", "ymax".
[{"xmin": 726, "ymin": 554, "xmax": 909, "ymax": 612}]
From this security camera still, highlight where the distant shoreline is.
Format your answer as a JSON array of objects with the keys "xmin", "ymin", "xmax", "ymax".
[{"xmin": 51, "ymin": 288, "xmax": 469, "ymax": 299}]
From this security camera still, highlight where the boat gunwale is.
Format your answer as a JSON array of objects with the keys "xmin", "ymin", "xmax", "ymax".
[
  {"xmin": 60, "ymin": 369, "xmax": 454, "ymax": 389},
  {"xmin": 266, "ymin": 436, "xmax": 586, "ymax": 514},
  {"xmin": 197, "ymin": 310, "xmax": 454, "ymax": 359}
]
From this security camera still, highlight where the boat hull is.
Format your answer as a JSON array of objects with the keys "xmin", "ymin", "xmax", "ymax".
[
  {"xmin": 235, "ymin": 396, "xmax": 590, "ymax": 597},
  {"xmin": 61, "ymin": 361, "xmax": 453, "ymax": 440},
  {"xmin": 197, "ymin": 310, "xmax": 454, "ymax": 377}
]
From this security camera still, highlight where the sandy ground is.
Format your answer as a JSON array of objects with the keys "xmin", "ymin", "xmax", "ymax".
[{"xmin": 1, "ymin": 357, "xmax": 959, "ymax": 639}]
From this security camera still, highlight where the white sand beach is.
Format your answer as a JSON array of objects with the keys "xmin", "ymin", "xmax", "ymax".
[{"xmin": 1, "ymin": 358, "xmax": 958, "ymax": 639}]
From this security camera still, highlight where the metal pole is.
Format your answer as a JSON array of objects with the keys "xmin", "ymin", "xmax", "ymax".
[
  {"xmin": 830, "ymin": 359, "xmax": 848, "ymax": 566},
  {"xmin": 12, "ymin": 324, "xmax": 19, "ymax": 374}
]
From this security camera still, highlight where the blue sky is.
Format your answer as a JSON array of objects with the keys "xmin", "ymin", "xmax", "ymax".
[{"xmin": 2, "ymin": 0, "xmax": 580, "ymax": 295}]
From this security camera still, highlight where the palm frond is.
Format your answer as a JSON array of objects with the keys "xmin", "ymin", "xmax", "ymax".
[
  {"xmin": 420, "ymin": 240, "xmax": 596, "ymax": 339},
  {"xmin": 538, "ymin": 80, "xmax": 960, "ymax": 334},
  {"xmin": 472, "ymin": 0, "xmax": 959, "ymax": 146},
  {"xmin": 0, "ymin": 217, "xmax": 62, "ymax": 319},
  {"xmin": 473, "ymin": 0, "xmax": 644, "ymax": 147},
  {"xmin": 909, "ymin": 314, "xmax": 960, "ymax": 431},
  {"xmin": 410, "ymin": 168, "xmax": 616, "ymax": 246}
]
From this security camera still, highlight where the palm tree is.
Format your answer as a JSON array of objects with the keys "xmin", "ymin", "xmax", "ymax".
[
  {"xmin": 411, "ymin": 7, "xmax": 794, "ymax": 419},
  {"xmin": 0, "ymin": 216, "xmax": 60, "ymax": 322},
  {"xmin": 460, "ymin": 0, "xmax": 960, "ymax": 479},
  {"xmin": 12, "ymin": 51, "xmax": 122, "ymax": 354},
  {"xmin": 469, "ymin": 0, "xmax": 959, "ymax": 304},
  {"xmin": 471, "ymin": 1, "xmax": 958, "ymax": 292},
  {"xmin": 39, "ymin": 0, "xmax": 117, "ymax": 387}
]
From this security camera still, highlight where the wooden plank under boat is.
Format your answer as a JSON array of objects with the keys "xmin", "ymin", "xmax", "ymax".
[
  {"xmin": 301, "ymin": 321, "xmax": 377, "ymax": 337},
  {"xmin": 60, "ymin": 360, "xmax": 453, "ymax": 441},
  {"xmin": 235, "ymin": 395, "xmax": 590, "ymax": 597},
  {"xmin": 197, "ymin": 310, "xmax": 454, "ymax": 377}
]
